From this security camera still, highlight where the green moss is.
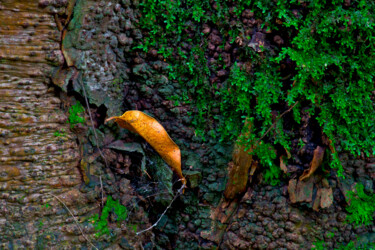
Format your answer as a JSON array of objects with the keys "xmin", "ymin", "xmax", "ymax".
[
  {"xmin": 136, "ymin": 0, "xmax": 375, "ymax": 181},
  {"xmin": 346, "ymin": 183, "xmax": 375, "ymax": 226},
  {"xmin": 312, "ymin": 239, "xmax": 326, "ymax": 250},
  {"xmin": 112, "ymin": 78, "xmax": 123, "ymax": 85},
  {"xmin": 90, "ymin": 196, "xmax": 128, "ymax": 237},
  {"xmin": 53, "ymin": 129, "xmax": 66, "ymax": 138},
  {"xmin": 336, "ymin": 238, "xmax": 375, "ymax": 250},
  {"xmin": 68, "ymin": 102, "xmax": 85, "ymax": 128}
]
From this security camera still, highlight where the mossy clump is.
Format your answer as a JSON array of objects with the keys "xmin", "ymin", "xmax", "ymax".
[
  {"xmin": 135, "ymin": 0, "xmax": 375, "ymax": 182},
  {"xmin": 68, "ymin": 102, "xmax": 85, "ymax": 128},
  {"xmin": 90, "ymin": 196, "xmax": 128, "ymax": 237},
  {"xmin": 346, "ymin": 183, "xmax": 375, "ymax": 226}
]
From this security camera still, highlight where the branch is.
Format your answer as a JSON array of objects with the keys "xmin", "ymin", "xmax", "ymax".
[
  {"xmin": 256, "ymin": 101, "xmax": 299, "ymax": 145},
  {"xmin": 78, "ymin": 77, "xmax": 106, "ymax": 207},
  {"xmin": 136, "ymin": 182, "xmax": 186, "ymax": 235}
]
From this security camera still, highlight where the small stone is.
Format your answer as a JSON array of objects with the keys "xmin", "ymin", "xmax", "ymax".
[
  {"xmin": 273, "ymin": 35, "xmax": 284, "ymax": 45},
  {"xmin": 209, "ymin": 33, "xmax": 222, "ymax": 45},
  {"xmin": 202, "ymin": 24, "xmax": 211, "ymax": 34},
  {"xmin": 248, "ymin": 32, "xmax": 267, "ymax": 53},
  {"xmin": 255, "ymin": 235, "xmax": 270, "ymax": 249},
  {"xmin": 285, "ymin": 221, "xmax": 296, "ymax": 232},
  {"xmin": 242, "ymin": 9, "xmax": 254, "ymax": 19},
  {"xmin": 275, "ymin": 238, "xmax": 286, "ymax": 248},
  {"xmin": 118, "ymin": 33, "xmax": 128, "ymax": 45},
  {"xmin": 288, "ymin": 179, "xmax": 297, "ymax": 203},
  {"xmin": 272, "ymin": 213, "xmax": 283, "ymax": 221},
  {"xmin": 185, "ymin": 170, "xmax": 202, "ymax": 188},
  {"xmin": 194, "ymin": 219, "xmax": 201, "ymax": 226},
  {"xmin": 286, "ymin": 232, "xmax": 304, "ymax": 244},
  {"xmin": 38, "ymin": 0, "xmax": 51, "ymax": 8},
  {"xmin": 286, "ymin": 242, "xmax": 300, "ymax": 250},
  {"xmin": 320, "ymin": 187, "xmax": 333, "ymax": 209},
  {"xmin": 272, "ymin": 228, "xmax": 285, "ymax": 239},
  {"xmin": 224, "ymin": 42, "xmax": 232, "ymax": 51},
  {"xmin": 289, "ymin": 210, "xmax": 303, "ymax": 223},
  {"xmin": 217, "ymin": 69, "xmax": 227, "ymax": 77},
  {"xmin": 208, "ymin": 42, "xmax": 216, "ymax": 51}
]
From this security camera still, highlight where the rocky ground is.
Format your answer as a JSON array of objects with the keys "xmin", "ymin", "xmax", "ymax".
[{"xmin": 0, "ymin": 0, "xmax": 374, "ymax": 249}]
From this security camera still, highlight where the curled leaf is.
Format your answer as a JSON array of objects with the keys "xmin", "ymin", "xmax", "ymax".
[
  {"xmin": 106, "ymin": 111, "xmax": 186, "ymax": 186},
  {"xmin": 224, "ymin": 119, "xmax": 254, "ymax": 199},
  {"xmin": 280, "ymin": 156, "xmax": 288, "ymax": 174},
  {"xmin": 299, "ymin": 146, "xmax": 325, "ymax": 181}
]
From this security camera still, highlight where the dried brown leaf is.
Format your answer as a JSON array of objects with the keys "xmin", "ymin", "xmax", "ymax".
[
  {"xmin": 299, "ymin": 146, "xmax": 325, "ymax": 181},
  {"xmin": 280, "ymin": 156, "xmax": 288, "ymax": 174}
]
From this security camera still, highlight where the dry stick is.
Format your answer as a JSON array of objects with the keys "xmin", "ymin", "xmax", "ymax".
[
  {"xmin": 136, "ymin": 182, "xmax": 186, "ymax": 235},
  {"xmin": 127, "ymin": 178, "xmax": 184, "ymax": 221},
  {"xmin": 256, "ymin": 101, "xmax": 299, "ymax": 145},
  {"xmin": 52, "ymin": 194, "xmax": 98, "ymax": 250},
  {"xmin": 79, "ymin": 79, "xmax": 107, "ymax": 207},
  {"xmin": 126, "ymin": 190, "xmax": 171, "ymax": 222},
  {"xmin": 99, "ymin": 175, "xmax": 104, "ymax": 207}
]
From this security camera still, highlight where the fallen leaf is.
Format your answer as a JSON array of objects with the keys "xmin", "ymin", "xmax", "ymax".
[
  {"xmin": 280, "ymin": 156, "xmax": 288, "ymax": 173},
  {"xmin": 285, "ymin": 148, "xmax": 291, "ymax": 159},
  {"xmin": 299, "ymin": 146, "xmax": 325, "ymax": 181},
  {"xmin": 328, "ymin": 139, "xmax": 336, "ymax": 154},
  {"xmin": 224, "ymin": 119, "xmax": 254, "ymax": 199},
  {"xmin": 249, "ymin": 160, "xmax": 258, "ymax": 183},
  {"xmin": 106, "ymin": 111, "xmax": 186, "ymax": 186}
]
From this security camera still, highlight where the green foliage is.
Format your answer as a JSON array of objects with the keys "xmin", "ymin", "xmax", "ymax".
[
  {"xmin": 129, "ymin": 224, "xmax": 137, "ymax": 232},
  {"xmin": 338, "ymin": 241, "xmax": 356, "ymax": 250},
  {"xmin": 68, "ymin": 102, "xmax": 85, "ymax": 128},
  {"xmin": 312, "ymin": 239, "xmax": 326, "ymax": 250},
  {"xmin": 346, "ymin": 183, "xmax": 375, "ymax": 226},
  {"xmin": 53, "ymin": 129, "xmax": 66, "ymax": 138},
  {"xmin": 219, "ymin": 61, "xmax": 285, "ymax": 185},
  {"xmin": 274, "ymin": 0, "xmax": 375, "ymax": 177},
  {"xmin": 297, "ymin": 138, "xmax": 305, "ymax": 150},
  {"xmin": 254, "ymin": 142, "xmax": 281, "ymax": 186},
  {"xmin": 112, "ymin": 78, "xmax": 123, "ymax": 85},
  {"xmin": 136, "ymin": 0, "xmax": 375, "ymax": 181},
  {"xmin": 91, "ymin": 196, "xmax": 128, "ymax": 237},
  {"xmin": 38, "ymin": 220, "xmax": 44, "ymax": 228},
  {"xmin": 327, "ymin": 232, "xmax": 335, "ymax": 239},
  {"xmin": 336, "ymin": 239, "xmax": 375, "ymax": 250}
]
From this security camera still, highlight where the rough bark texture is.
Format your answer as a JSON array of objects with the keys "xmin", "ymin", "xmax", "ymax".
[
  {"xmin": 1, "ymin": 0, "xmax": 374, "ymax": 249},
  {"xmin": 0, "ymin": 0, "xmax": 87, "ymax": 247},
  {"xmin": 0, "ymin": 1, "xmax": 150, "ymax": 248}
]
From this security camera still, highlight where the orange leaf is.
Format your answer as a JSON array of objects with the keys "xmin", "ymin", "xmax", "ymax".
[{"xmin": 106, "ymin": 111, "xmax": 186, "ymax": 186}]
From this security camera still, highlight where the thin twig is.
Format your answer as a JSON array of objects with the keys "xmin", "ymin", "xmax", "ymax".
[
  {"xmin": 127, "ymin": 179, "xmax": 183, "ymax": 220},
  {"xmin": 80, "ymin": 80, "xmax": 109, "ymax": 168},
  {"xmin": 256, "ymin": 101, "xmax": 299, "ymax": 145},
  {"xmin": 126, "ymin": 190, "xmax": 172, "ymax": 221},
  {"xmin": 78, "ymin": 78, "xmax": 107, "ymax": 207},
  {"xmin": 136, "ymin": 182, "xmax": 186, "ymax": 235},
  {"xmin": 52, "ymin": 194, "xmax": 98, "ymax": 250},
  {"xmin": 99, "ymin": 175, "xmax": 104, "ymax": 207}
]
